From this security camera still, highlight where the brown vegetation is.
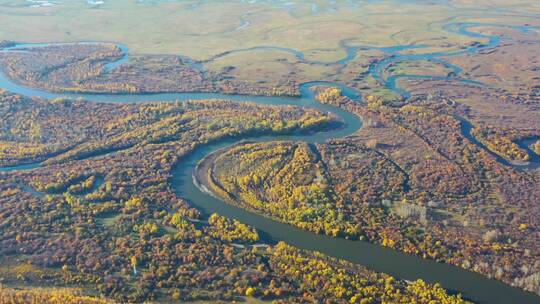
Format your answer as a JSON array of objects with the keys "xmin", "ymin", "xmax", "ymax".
[
  {"xmin": 206, "ymin": 91, "xmax": 540, "ymax": 295},
  {"xmin": 0, "ymin": 44, "xmax": 299, "ymax": 96},
  {"xmin": 0, "ymin": 92, "xmax": 465, "ymax": 302},
  {"xmin": 0, "ymin": 287, "xmax": 110, "ymax": 304}
]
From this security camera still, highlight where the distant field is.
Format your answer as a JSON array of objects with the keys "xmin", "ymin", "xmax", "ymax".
[
  {"xmin": 1, "ymin": 0, "xmax": 538, "ymax": 96},
  {"xmin": 0, "ymin": 0, "xmax": 537, "ymax": 61}
]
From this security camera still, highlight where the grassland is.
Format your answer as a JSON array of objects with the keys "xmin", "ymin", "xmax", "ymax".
[
  {"xmin": 1, "ymin": 0, "xmax": 537, "ymax": 101},
  {"xmin": 0, "ymin": 0, "xmax": 536, "ymax": 61}
]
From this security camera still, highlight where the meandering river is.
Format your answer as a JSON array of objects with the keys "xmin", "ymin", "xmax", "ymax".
[{"xmin": 0, "ymin": 22, "xmax": 539, "ymax": 303}]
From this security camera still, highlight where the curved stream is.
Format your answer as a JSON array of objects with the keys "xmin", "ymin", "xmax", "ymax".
[{"xmin": 0, "ymin": 22, "xmax": 539, "ymax": 303}]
